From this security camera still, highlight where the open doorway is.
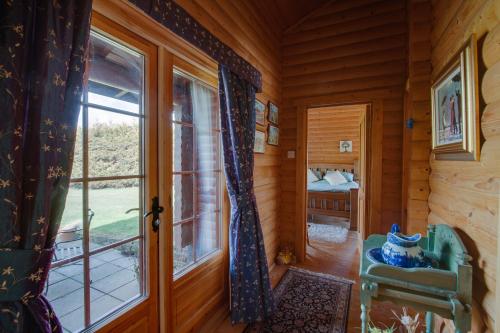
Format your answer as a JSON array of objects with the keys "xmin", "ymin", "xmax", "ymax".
[{"xmin": 304, "ymin": 104, "xmax": 371, "ymax": 252}]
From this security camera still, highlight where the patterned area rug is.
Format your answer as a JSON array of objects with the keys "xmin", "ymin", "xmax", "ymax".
[
  {"xmin": 308, "ymin": 223, "xmax": 349, "ymax": 243},
  {"xmin": 244, "ymin": 267, "xmax": 353, "ymax": 333}
]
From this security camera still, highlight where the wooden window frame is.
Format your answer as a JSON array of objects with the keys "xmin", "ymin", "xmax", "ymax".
[{"xmin": 171, "ymin": 60, "xmax": 223, "ymax": 279}]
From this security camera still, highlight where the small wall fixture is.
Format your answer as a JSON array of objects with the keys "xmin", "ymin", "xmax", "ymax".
[{"xmin": 406, "ymin": 118, "xmax": 414, "ymax": 129}]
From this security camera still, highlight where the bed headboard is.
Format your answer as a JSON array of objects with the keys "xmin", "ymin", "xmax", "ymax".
[{"xmin": 309, "ymin": 163, "xmax": 358, "ymax": 181}]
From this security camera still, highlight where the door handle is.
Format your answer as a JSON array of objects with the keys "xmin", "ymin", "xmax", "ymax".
[{"xmin": 144, "ymin": 196, "xmax": 164, "ymax": 232}]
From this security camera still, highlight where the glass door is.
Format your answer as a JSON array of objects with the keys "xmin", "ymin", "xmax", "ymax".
[{"xmin": 44, "ymin": 13, "xmax": 159, "ymax": 333}]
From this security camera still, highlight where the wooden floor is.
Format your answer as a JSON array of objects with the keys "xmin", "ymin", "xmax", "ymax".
[{"xmin": 215, "ymin": 231, "xmax": 403, "ymax": 333}]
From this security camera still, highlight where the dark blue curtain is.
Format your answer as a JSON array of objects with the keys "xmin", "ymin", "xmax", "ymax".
[
  {"xmin": 0, "ymin": 1, "xmax": 92, "ymax": 332},
  {"xmin": 218, "ymin": 65, "xmax": 275, "ymax": 324}
]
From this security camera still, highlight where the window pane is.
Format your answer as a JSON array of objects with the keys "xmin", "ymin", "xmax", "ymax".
[
  {"xmin": 173, "ymin": 73, "xmax": 193, "ymax": 123},
  {"xmin": 196, "ymin": 212, "xmax": 219, "ymax": 258},
  {"xmin": 173, "ymin": 124, "xmax": 194, "ymax": 172},
  {"xmin": 193, "ymin": 82, "xmax": 219, "ymax": 130},
  {"xmin": 172, "ymin": 70, "xmax": 221, "ymax": 276},
  {"xmin": 173, "ymin": 174, "xmax": 194, "ymax": 221},
  {"xmin": 90, "ymin": 241, "xmax": 141, "ymax": 324},
  {"xmin": 56, "ymin": 183, "xmax": 83, "ymax": 261},
  {"xmin": 197, "ymin": 172, "xmax": 219, "ymax": 215},
  {"xmin": 88, "ymin": 32, "xmax": 143, "ymax": 112},
  {"xmin": 88, "ymin": 109, "xmax": 140, "ymax": 178},
  {"xmin": 174, "ymin": 222, "xmax": 194, "ymax": 273},
  {"xmin": 196, "ymin": 129, "xmax": 219, "ymax": 172},
  {"xmin": 71, "ymin": 112, "xmax": 83, "ymax": 179},
  {"xmin": 45, "ymin": 262, "xmax": 84, "ymax": 333},
  {"xmin": 88, "ymin": 180, "xmax": 140, "ymax": 250}
]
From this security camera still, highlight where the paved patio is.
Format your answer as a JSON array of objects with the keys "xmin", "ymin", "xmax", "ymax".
[{"xmin": 45, "ymin": 241, "xmax": 140, "ymax": 332}]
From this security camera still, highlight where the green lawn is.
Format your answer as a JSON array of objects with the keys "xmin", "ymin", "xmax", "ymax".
[{"xmin": 61, "ymin": 186, "xmax": 140, "ymax": 242}]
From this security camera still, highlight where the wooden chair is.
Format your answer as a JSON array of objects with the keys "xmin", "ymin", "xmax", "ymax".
[{"xmin": 359, "ymin": 224, "xmax": 472, "ymax": 333}]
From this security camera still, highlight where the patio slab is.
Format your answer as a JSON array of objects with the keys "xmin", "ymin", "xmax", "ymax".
[
  {"xmin": 89, "ymin": 294, "xmax": 123, "ymax": 322},
  {"xmin": 108, "ymin": 279, "xmax": 140, "ymax": 302},
  {"xmin": 46, "ymin": 278, "xmax": 82, "ymax": 301},
  {"xmin": 112, "ymin": 255, "xmax": 137, "ymax": 269},
  {"xmin": 59, "ymin": 307, "xmax": 84, "ymax": 333},
  {"xmin": 94, "ymin": 248, "xmax": 124, "ymax": 262},
  {"xmin": 47, "ymin": 270, "xmax": 68, "ymax": 286},
  {"xmin": 51, "ymin": 287, "xmax": 104, "ymax": 317},
  {"xmin": 70, "ymin": 262, "xmax": 123, "ymax": 284},
  {"xmin": 53, "ymin": 263, "xmax": 83, "ymax": 278},
  {"xmin": 47, "ymin": 241, "xmax": 142, "ymax": 332},
  {"xmin": 91, "ymin": 268, "xmax": 136, "ymax": 294}
]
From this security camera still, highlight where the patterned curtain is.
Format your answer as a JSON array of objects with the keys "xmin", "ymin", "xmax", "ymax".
[
  {"xmin": 0, "ymin": 1, "xmax": 92, "ymax": 332},
  {"xmin": 218, "ymin": 65, "xmax": 275, "ymax": 324}
]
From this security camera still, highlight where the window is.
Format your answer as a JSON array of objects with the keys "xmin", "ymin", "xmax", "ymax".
[
  {"xmin": 172, "ymin": 69, "xmax": 222, "ymax": 275},
  {"xmin": 44, "ymin": 30, "xmax": 146, "ymax": 332}
]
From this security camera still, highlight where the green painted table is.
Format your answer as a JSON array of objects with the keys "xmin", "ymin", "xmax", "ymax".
[{"xmin": 359, "ymin": 224, "xmax": 472, "ymax": 333}]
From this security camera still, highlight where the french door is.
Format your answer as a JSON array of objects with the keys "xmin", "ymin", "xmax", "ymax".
[
  {"xmin": 46, "ymin": 2, "xmax": 228, "ymax": 331},
  {"xmin": 45, "ymin": 13, "xmax": 160, "ymax": 333}
]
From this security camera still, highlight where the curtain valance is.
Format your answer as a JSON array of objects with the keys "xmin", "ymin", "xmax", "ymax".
[{"xmin": 128, "ymin": 0, "xmax": 263, "ymax": 91}]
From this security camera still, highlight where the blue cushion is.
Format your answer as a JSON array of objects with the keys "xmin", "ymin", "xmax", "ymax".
[{"xmin": 341, "ymin": 171, "xmax": 354, "ymax": 182}]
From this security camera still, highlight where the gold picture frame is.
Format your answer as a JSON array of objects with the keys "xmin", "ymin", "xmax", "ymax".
[
  {"xmin": 267, "ymin": 125, "xmax": 279, "ymax": 146},
  {"xmin": 254, "ymin": 129, "xmax": 266, "ymax": 153},
  {"xmin": 431, "ymin": 34, "xmax": 480, "ymax": 161},
  {"xmin": 268, "ymin": 101, "xmax": 279, "ymax": 125},
  {"xmin": 255, "ymin": 99, "xmax": 266, "ymax": 126}
]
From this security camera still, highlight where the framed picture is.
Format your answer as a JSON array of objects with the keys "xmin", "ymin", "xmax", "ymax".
[
  {"xmin": 255, "ymin": 99, "xmax": 266, "ymax": 126},
  {"xmin": 254, "ymin": 130, "xmax": 266, "ymax": 153},
  {"xmin": 340, "ymin": 140, "xmax": 352, "ymax": 152},
  {"xmin": 268, "ymin": 101, "xmax": 279, "ymax": 125},
  {"xmin": 431, "ymin": 34, "xmax": 480, "ymax": 161},
  {"xmin": 267, "ymin": 125, "xmax": 279, "ymax": 146}
]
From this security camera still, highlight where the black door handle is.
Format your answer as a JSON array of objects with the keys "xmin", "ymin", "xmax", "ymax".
[{"xmin": 144, "ymin": 196, "xmax": 164, "ymax": 232}]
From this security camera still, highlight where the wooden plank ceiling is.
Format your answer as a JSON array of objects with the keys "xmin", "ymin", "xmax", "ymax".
[{"xmin": 253, "ymin": 0, "xmax": 332, "ymax": 38}]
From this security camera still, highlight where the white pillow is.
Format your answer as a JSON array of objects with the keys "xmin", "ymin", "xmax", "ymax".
[
  {"xmin": 307, "ymin": 169, "xmax": 319, "ymax": 183},
  {"xmin": 324, "ymin": 170, "xmax": 348, "ymax": 186}
]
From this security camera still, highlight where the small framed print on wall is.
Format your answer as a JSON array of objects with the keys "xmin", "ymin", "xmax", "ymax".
[
  {"xmin": 431, "ymin": 34, "xmax": 480, "ymax": 161},
  {"xmin": 255, "ymin": 99, "xmax": 266, "ymax": 126},
  {"xmin": 268, "ymin": 101, "xmax": 279, "ymax": 125},
  {"xmin": 254, "ymin": 130, "xmax": 266, "ymax": 153},
  {"xmin": 267, "ymin": 125, "xmax": 279, "ymax": 146},
  {"xmin": 340, "ymin": 140, "xmax": 353, "ymax": 153}
]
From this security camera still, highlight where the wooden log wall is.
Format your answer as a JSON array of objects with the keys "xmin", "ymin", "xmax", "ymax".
[
  {"xmin": 427, "ymin": 0, "xmax": 500, "ymax": 331},
  {"xmin": 307, "ymin": 105, "xmax": 363, "ymax": 166},
  {"xmin": 280, "ymin": 0, "xmax": 408, "ymax": 249},
  {"xmin": 169, "ymin": 1, "xmax": 282, "ymax": 331},
  {"xmin": 403, "ymin": 0, "xmax": 432, "ymax": 235}
]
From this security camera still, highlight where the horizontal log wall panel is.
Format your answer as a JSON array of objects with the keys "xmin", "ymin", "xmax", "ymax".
[
  {"xmin": 283, "ymin": 7, "xmax": 405, "ymax": 46},
  {"xmin": 307, "ymin": 105, "xmax": 363, "ymax": 166},
  {"xmin": 284, "ymin": 22, "xmax": 407, "ymax": 56},
  {"xmin": 171, "ymin": 1, "xmax": 283, "ymax": 331},
  {"xmin": 283, "ymin": 34, "xmax": 407, "ymax": 67},
  {"xmin": 284, "ymin": 47, "xmax": 406, "ymax": 78},
  {"xmin": 428, "ymin": 0, "xmax": 500, "ymax": 331},
  {"xmin": 280, "ymin": 0, "xmax": 407, "ymax": 250},
  {"xmin": 404, "ymin": 0, "xmax": 432, "ymax": 237}
]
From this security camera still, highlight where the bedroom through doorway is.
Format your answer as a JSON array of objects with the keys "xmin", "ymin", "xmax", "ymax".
[{"xmin": 305, "ymin": 104, "xmax": 370, "ymax": 250}]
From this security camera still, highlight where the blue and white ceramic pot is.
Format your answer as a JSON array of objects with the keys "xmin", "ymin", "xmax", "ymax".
[{"xmin": 381, "ymin": 224, "xmax": 425, "ymax": 268}]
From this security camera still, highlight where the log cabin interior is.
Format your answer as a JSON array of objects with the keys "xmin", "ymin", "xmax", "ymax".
[{"xmin": 1, "ymin": 0, "xmax": 500, "ymax": 333}]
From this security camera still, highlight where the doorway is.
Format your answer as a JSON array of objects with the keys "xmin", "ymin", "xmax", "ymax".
[
  {"xmin": 295, "ymin": 103, "xmax": 374, "ymax": 261},
  {"xmin": 305, "ymin": 105, "xmax": 365, "ymax": 249}
]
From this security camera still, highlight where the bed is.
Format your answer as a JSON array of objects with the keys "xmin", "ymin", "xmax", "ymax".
[{"xmin": 307, "ymin": 164, "xmax": 359, "ymax": 230}]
